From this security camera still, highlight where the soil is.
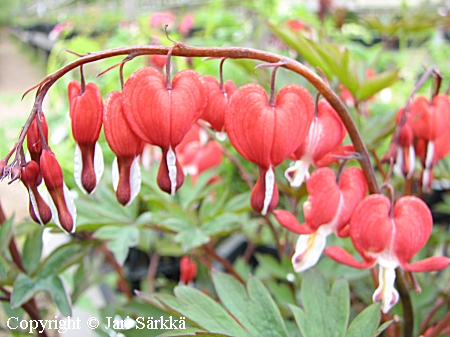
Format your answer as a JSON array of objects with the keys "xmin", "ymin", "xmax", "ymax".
[{"xmin": 0, "ymin": 28, "xmax": 47, "ymax": 222}]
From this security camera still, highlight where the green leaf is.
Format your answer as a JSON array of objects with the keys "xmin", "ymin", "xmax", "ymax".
[
  {"xmin": 36, "ymin": 242, "xmax": 91, "ymax": 278},
  {"xmin": 300, "ymin": 269, "xmax": 350, "ymax": 337},
  {"xmin": 224, "ymin": 191, "xmax": 251, "ymax": 213},
  {"xmin": 0, "ymin": 216, "xmax": 14, "ymax": 253},
  {"xmin": 201, "ymin": 213, "xmax": 241, "ymax": 236},
  {"xmin": 289, "ymin": 304, "xmax": 309, "ymax": 337},
  {"xmin": 356, "ymin": 69, "xmax": 399, "ymax": 101},
  {"xmin": 22, "ymin": 226, "xmax": 44, "ymax": 275},
  {"xmin": 158, "ymin": 329, "xmax": 231, "ymax": 337},
  {"xmin": 212, "ymin": 272, "xmax": 266, "ymax": 337},
  {"xmin": 247, "ymin": 276, "xmax": 289, "ymax": 337},
  {"xmin": 140, "ymin": 286, "xmax": 250, "ymax": 337},
  {"xmin": 346, "ymin": 303, "xmax": 381, "ymax": 337},
  {"xmin": 373, "ymin": 319, "xmax": 393, "ymax": 337},
  {"xmin": 11, "ymin": 274, "xmax": 71, "ymax": 316},
  {"xmin": 94, "ymin": 225, "xmax": 140, "ymax": 265},
  {"xmin": 174, "ymin": 229, "xmax": 210, "ymax": 252}
]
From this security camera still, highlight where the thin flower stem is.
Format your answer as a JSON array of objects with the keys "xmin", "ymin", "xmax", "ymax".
[
  {"xmin": 203, "ymin": 242, "xmax": 245, "ymax": 284},
  {"xmin": 418, "ymin": 298, "xmax": 445, "ymax": 335},
  {"xmin": 14, "ymin": 44, "xmax": 378, "ymax": 193},
  {"xmin": 395, "ymin": 269, "xmax": 414, "ymax": 337},
  {"xmin": 100, "ymin": 244, "xmax": 133, "ymax": 300},
  {"xmin": 264, "ymin": 215, "xmax": 284, "ymax": 259},
  {"xmin": 427, "ymin": 310, "xmax": 450, "ymax": 337},
  {"xmin": 147, "ymin": 253, "xmax": 160, "ymax": 293}
]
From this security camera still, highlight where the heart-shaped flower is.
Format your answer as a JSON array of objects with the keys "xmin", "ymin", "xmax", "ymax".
[
  {"xmin": 27, "ymin": 112, "xmax": 48, "ymax": 169},
  {"xmin": 285, "ymin": 99, "xmax": 346, "ymax": 187},
  {"xmin": 104, "ymin": 90, "xmax": 145, "ymax": 206},
  {"xmin": 68, "ymin": 80, "xmax": 104, "ymax": 194},
  {"xmin": 324, "ymin": 194, "xmax": 450, "ymax": 313},
  {"xmin": 200, "ymin": 75, "xmax": 236, "ymax": 134},
  {"xmin": 275, "ymin": 166, "xmax": 367, "ymax": 272},
  {"xmin": 226, "ymin": 83, "xmax": 314, "ymax": 214},
  {"xmin": 122, "ymin": 66, "xmax": 207, "ymax": 195}
]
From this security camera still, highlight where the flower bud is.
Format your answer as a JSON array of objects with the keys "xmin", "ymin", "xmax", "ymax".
[
  {"xmin": 179, "ymin": 256, "xmax": 197, "ymax": 285},
  {"xmin": 21, "ymin": 160, "xmax": 52, "ymax": 225},
  {"xmin": 40, "ymin": 148, "xmax": 76, "ymax": 233},
  {"xmin": 27, "ymin": 112, "xmax": 48, "ymax": 166}
]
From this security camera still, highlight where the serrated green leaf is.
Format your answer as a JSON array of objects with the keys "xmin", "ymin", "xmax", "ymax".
[
  {"xmin": 11, "ymin": 274, "xmax": 71, "ymax": 316},
  {"xmin": 142, "ymin": 286, "xmax": 249, "ymax": 337},
  {"xmin": 201, "ymin": 213, "xmax": 241, "ymax": 236},
  {"xmin": 36, "ymin": 242, "xmax": 91, "ymax": 278},
  {"xmin": 0, "ymin": 216, "xmax": 14, "ymax": 254},
  {"xmin": 289, "ymin": 304, "xmax": 308, "ymax": 337},
  {"xmin": 174, "ymin": 229, "xmax": 210, "ymax": 252},
  {"xmin": 356, "ymin": 70, "xmax": 399, "ymax": 101},
  {"xmin": 134, "ymin": 212, "xmax": 153, "ymax": 226},
  {"xmin": 212, "ymin": 272, "xmax": 265, "ymax": 336},
  {"xmin": 345, "ymin": 303, "xmax": 381, "ymax": 337},
  {"xmin": 22, "ymin": 226, "xmax": 44, "ymax": 275},
  {"xmin": 374, "ymin": 320, "xmax": 393, "ymax": 337},
  {"xmin": 224, "ymin": 192, "xmax": 251, "ymax": 213},
  {"xmin": 94, "ymin": 225, "xmax": 139, "ymax": 265},
  {"xmin": 158, "ymin": 329, "xmax": 231, "ymax": 337},
  {"xmin": 300, "ymin": 268, "xmax": 350, "ymax": 337},
  {"xmin": 247, "ymin": 276, "xmax": 289, "ymax": 337}
]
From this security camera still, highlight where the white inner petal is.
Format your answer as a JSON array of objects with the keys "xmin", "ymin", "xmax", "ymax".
[
  {"xmin": 425, "ymin": 140, "xmax": 435, "ymax": 169},
  {"xmin": 261, "ymin": 166, "xmax": 275, "ymax": 216},
  {"xmin": 406, "ymin": 145, "xmax": 416, "ymax": 179},
  {"xmin": 73, "ymin": 143, "xmax": 86, "ymax": 194},
  {"xmin": 215, "ymin": 131, "xmax": 227, "ymax": 142},
  {"xmin": 393, "ymin": 147, "xmax": 404, "ymax": 178},
  {"xmin": 284, "ymin": 158, "xmax": 311, "ymax": 188},
  {"xmin": 167, "ymin": 146, "xmax": 177, "ymax": 196},
  {"xmin": 92, "ymin": 142, "xmax": 104, "ymax": 193},
  {"xmin": 28, "ymin": 188, "xmax": 44, "ymax": 225},
  {"xmin": 127, "ymin": 156, "xmax": 142, "ymax": 206},
  {"xmin": 292, "ymin": 232, "xmax": 327, "ymax": 273},
  {"xmin": 373, "ymin": 266, "xmax": 399, "ymax": 313},
  {"xmin": 112, "ymin": 157, "xmax": 119, "ymax": 191}
]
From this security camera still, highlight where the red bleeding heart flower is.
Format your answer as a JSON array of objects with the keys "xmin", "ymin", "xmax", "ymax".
[
  {"xmin": 179, "ymin": 256, "xmax": 197, "ymax": 285},
  {"xmin": 324, "ymin": 194, "xmax": 450, "ymax": 313},
  {"xmin": 68, "ymin": 80, "xmax": 104, "ymax": 194},
  {"xmin": 40, "ymin": 148, "xmax": 77, "ymax": 233},
  {"xmin": 274, "ymin": 166, "xmax": 367, "ymax": 272},
  {"xmin": 407, "ymin": 95, "xmax": 450, "ymax": 190},
  {"xmin": 176, "ymin": 123, "xmax": 222, "ymax": 182},
  {"xmin": 21, "ymin": 160, "xmax": 52, "ymax": 225},
  {"xmin": 104, "ymin": 90, "xmax": 145, "ymax": 206},
  {"xmin": 26, "ymin": 112, "xmax": 48, "ymax": 168},
  {"xmin": 122, "ymin": 66, "xmax": 206, "ymax": 195},
  {"xmin": 226, "ymin": 83, "xmax": 314, "ymax": 215},
  {"xmin": 285, "ymin": 98, "xmax": 346, "ymax": 187},
  {"xmin": 201, "ymin": 75, "xmax": 236, "ymax": 135}
]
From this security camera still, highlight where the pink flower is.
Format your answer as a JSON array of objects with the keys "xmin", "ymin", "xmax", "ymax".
[
  {"xmin": 275, "ymin": 166, "xmax": 366, "ymax": 272},
  {"xmin": 226, "ymin": 83, "xmax": 314, "ymax": 215},
  {"xmin": 285, "ymin": 99, "xmax": 346, "ymax": 188},
  {"xmin": 325, "ymin": 194, "xmax": 450, "ymax": 313}
]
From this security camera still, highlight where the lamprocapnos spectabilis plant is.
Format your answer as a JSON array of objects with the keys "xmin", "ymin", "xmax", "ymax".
[{"xmin": 1, "ymin": 38, "xmax": 450, "ymax": 337}]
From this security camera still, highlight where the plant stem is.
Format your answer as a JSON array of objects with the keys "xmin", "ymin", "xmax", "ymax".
[
  {"xmin": 100, "ymin": 244, "xmax": 133, "ymax": 300},
  {"xmin": 147, "ymin": 253, "xmax": 160, "ymax": 293},
  {"xmin": 15, "ymin": 44, "xmax": 378, "ymax": 194},
  {"xmin": 427, "ymin": 310, "xmax": 450, "ymax": 337},
  {"xmin": 395, "ymin": 269, "xmax": 414, "ymax": 337},
  {"xmin": 203, "ymin": 242, "xmax": 245, "ymax": 284}
]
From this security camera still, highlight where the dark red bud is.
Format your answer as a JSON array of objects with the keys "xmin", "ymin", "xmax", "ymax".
[
  {"xmin": 250, "ymin": 167, "xmax": 279, "ymax": 215},
  {"xmin": 40, "ymin": 149, "xmax": 74, "ymax": 232},
  {"xmin": 180, "ymin": 256, "xmax": 197, "ymax": 285},
  {"xmin": 21, "ymin": 161, "xmax": 52, "ymax": 225},
  {"xmin": 157, "ymin": 148, "xmax": 185, "ymax": 195},
  {"xmin": 27, "ymin": 113, "xmax": 48, "ymax": 165}
]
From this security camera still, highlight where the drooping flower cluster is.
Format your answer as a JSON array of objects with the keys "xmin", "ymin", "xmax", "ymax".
[{"xmin": 389, "ymin": 94, "xmax": 450, "ymax": 190}]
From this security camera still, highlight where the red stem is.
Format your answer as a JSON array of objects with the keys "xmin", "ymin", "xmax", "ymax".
[{"xmin": 13, "ymin": 44, "xmax": 378, "ymax": 194}]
